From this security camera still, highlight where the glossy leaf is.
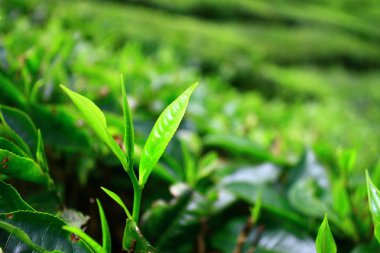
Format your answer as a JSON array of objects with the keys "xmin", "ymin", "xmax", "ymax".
[
  {"xmin": 101, "ymin": 187, "xmax": 132, "ymax": 219},
  {"xmin": 0, "ymin": 221, "xmax": 49, "ymax": 253},
  {"xmin": 316, "ymin": 215, "xmax": 337, "ymax": 253},
  {"xmin": 139, "ymin": 83, "xmax": 198, "ymax": 186},
  {"xmin": 96, "ymin": 199, "xmax": 111, "ymax": 253},
  {"xmin": 0, "ymin": 105, "xmax": 38, "ymax": 157},
  {"xmin": 122, "ymin": 219, "xmax": 156, "ymax": 253},
  {"xmin": 366, "ymin": 171, "xmax": 380, "ymax": 244},
  {"xmin": 62, "ymin": 226, "xmax": 105, "ymax": 253},
  {"xmin": 0, "ymin": 137, "xmax": 28, "ymax": 157},
  {"xmin": 0, "ymin": 211, "xmax": 93, "ymax": 252},
  {"xmin": 121, "ymin": 76, "xmax": 134, "ymax": 163},
  {"xmin": 0, "ymin": 180, "xmax": 34, "ymax": 214},
  {"xmin": 60, "ymin": 86, "xmax": 127, "ymax": 168},
  {"xmin": 0, "ymin": 149, "xmax": 51, "ymax": 186}
]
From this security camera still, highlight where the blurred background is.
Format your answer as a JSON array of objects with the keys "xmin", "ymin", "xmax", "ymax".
[
  {"xmin": 2, "ymin": 0, "xmax": 380, "ymax": 168},
  {"xmin": 1, "ymin": 0, "xmax": 380, "ymax": 252}
]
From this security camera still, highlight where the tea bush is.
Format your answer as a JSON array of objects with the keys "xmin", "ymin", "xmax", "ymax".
[{"xmin": 1, "ymin": 0, "xmax": 380, "ymax": 252}]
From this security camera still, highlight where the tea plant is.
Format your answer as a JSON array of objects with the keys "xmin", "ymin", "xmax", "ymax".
[
  {"xmin": 0, "ymin": 79, "xmax": 197, "ymax": 252},
  {"xmin": 60, "ymin": 79, "xmax": 198, "ymax": 251},
  {"xmin": 2, "ymin": 0, "xmax": 380, "ymax": 252}
]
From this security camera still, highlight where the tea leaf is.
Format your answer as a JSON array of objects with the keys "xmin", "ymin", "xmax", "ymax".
[
  {"xmin": 96, "ymin": 199, "xmax": 111, "ymax": 253},
  {"xmin": 0, "ymin": 221, "xmax": 49, "ymax": 253},
  {"xmin": 0, "ymin": 75, "xmax": 26, "ymax": 107},
  {"xmin": 101, "ymin": 187, "xmax": 132, "ymax": 219},
  {"xmin": 141, "ymin": 189, "xmax": 205, "ymax": 251},
  {"xmin": 36, "ymin": 129, "xmax": 49, "ymax": 173},
  {"xmin": 0, "ymin": 211, "xmax": 93, "ymax": 252},
  {"xmin": 62, "ymin": 226, "xmax": 104, "ymax": 253},
  {"xmin": 139, "ymin": 83, "xmax": 198, "ymax": 186},
  {"xmin": 29, "ymin": 104, "xmax": 91, "ymax": 152},
  {"xmin": 366, "ymin": 170, "xmax": 380, "ymax": 244},
  {"xmin": 0, "ymin": 149, "xmax": 50, "ymax": 186},
  {"xmin": 60, "ymin": 86, "xmax": 127, "ymax": 168},
  {"xmin": 316, "ymin": 215, "xmax": 337, "ymax": 253},
  {"xmin": 0, "ymin": 137, "xmax": 28, "ymax": 158},
  {"xmin": 121, "ymin": 76, "xmax": 134, "ymax": 164},
  {"xmin": 0, "ymin": 180, "xmax": 34, "ymax": 214},
  {"xmin": 122, "ymin": 219, "xmax": 156, "ymax": 252},
  {"xmin": 0, "ymin": 106, "xmax": 38, "ymax": 158}
]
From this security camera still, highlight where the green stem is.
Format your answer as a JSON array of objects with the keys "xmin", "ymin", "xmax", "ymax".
[
  {"xmin": 132, "ymin": 184, "xmax": 142, "ymax": 222},
  {"xmin": 122, "ymin": 158, "xmax": 142, "ymax": 222}
]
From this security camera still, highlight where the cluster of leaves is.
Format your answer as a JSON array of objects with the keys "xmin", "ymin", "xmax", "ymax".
[
  {"xmin": 1, "ymin": 0, "xmax": 380, "ymax": 252},
  {"xmin": 2, "ymin": 77, "xmax": 380, "ymax": 252}
]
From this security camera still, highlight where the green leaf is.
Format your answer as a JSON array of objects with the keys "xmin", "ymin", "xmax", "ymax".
[
  {"xmin": 338, "ymin": 149, "xmax": 357, "ymax": 176},
  {"xmin": 139, "ymin": 83, "xmax": 198, "ymax": 186},
  {"xmin": 96, "ymin": 199, "xmax": 111, "ymax": 253},
  {"xmin": 0, "ymin": 211, "xmax": 93, "ymax": 252},
  {"xmin": 0, "ymin": 75, "xmax": 26, "ymax": 107},
  {"xmin": 60, "ymin": 85, "xmax": 127, "ymax": 168},
  {"xmin": 225, "ymin": 182, "xmax": 308, "ymax": 227},
  {"xmin": 141, "ymin": 188, "xmax": 206, "ymax": 252},
  {"xmin": 36, "ymin": 129, "xmax": 49, "ymax": 172},
  {"xmin": 29, "ymin": 104, "xmax": 91, "ymax": 152},
  {"xmin": 0, "ymin": 149, "xmax": 51, "ymax": 186},
  {"xmin": 0, "ymin": 180, "xmax": 34, "ymax": 214},
  {"xmin": 251, "ymin": 190, "xmax": 262, "ymax": 222},
  {"xmin": 0, "ymin": 137, "xmax": 28, "ymax": 157},
  {"xmin": 0, "ymin": 105, "xmax": 38, "ymax": 157},
  {"xmin": 257, "ymin": 229, "xmax": 317, "ymax": 253},
  {"xmin": 100, "ymin": 187, "xmax": 132, "ymax": 219},
  {"xmin": 0, "ymin": 221, "xmax": 49, "ymax": 253},
  {"xmin": 316, "ymin": 215, "xmax": 337, "ymax": 253},
  {"xmin": 211, "ymin": 218, "xmax": 316, "ymax": 253},
  {"xmin": 288, "ymin": 178, "xmax": 328, "ymax": 218},
  {"xmin": 204, "ymin": 134, "xmax": 286, "ymax": 165},
  {"xmin": 122, "ymin": 219, "xmax": 156, "ymax": 253},
  {"xmin": 62, "ymin": 226, "xmax": 104, "ymax": 253},
  {"xmin": 121, "ymin": 76, "xmax": 134, "ymax": 164},
  {"xmin": 366, "ymin": 170, "xmax": 380, "ymax": 244},
  {"xmin": 180, "ymin": 139, "xmax": 196, "ymax": 186}
]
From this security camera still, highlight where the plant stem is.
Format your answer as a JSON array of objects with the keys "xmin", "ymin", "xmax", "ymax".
[
  {"xmin": 132, "ymin": 184, "xmax": 142, "ymax": 222},
  {"xmin": 123, "ymin": 159, "xmax": 142, "ymax": 222}
]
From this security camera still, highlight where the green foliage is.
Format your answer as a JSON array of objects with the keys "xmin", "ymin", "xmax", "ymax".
[
  {"xmin": 121, "ymin": 76, "xmax": 135, "ymax": 166},
  {"xmin": 0, "ymin": 211, "xmax": 93, "ymax": 253},
  {"xmin": 316, "ymin": 215, "xmax": 337, "ymax": 253},
  {"xmin": 366, "ymin": 171, "xmax": 380, "ymax": 244},
  {"xmin": 101, "ymin": 187, "xmax": 132, "ymax": 219},
  {"xmin": 1, "ymin": 0, "xmax": 380, "ymax": 252},
  {"xmin": 96, "ymin": 200, "xmax": 111, "ymax": 253},
  {"xmin": 60, "ymin": 85, "xmax": 128, "ymax": 169},
  {"xmin": 139, "ymin": 82, "xmax": 198, "ymax": 186},
  {"xmin": 0, "ymin": 149, "xmax": 50, "ymax": 185},
  {"xmin": 0, "ymin": 105, "xmax": 38, "ymax": 157},
  {"xmin": 0, "ymin": 180, "xmax": 34, "ymax": 213},
  {"xmin": 122, "ymin": 219, "xmax": 157, "ymax": 252}
]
